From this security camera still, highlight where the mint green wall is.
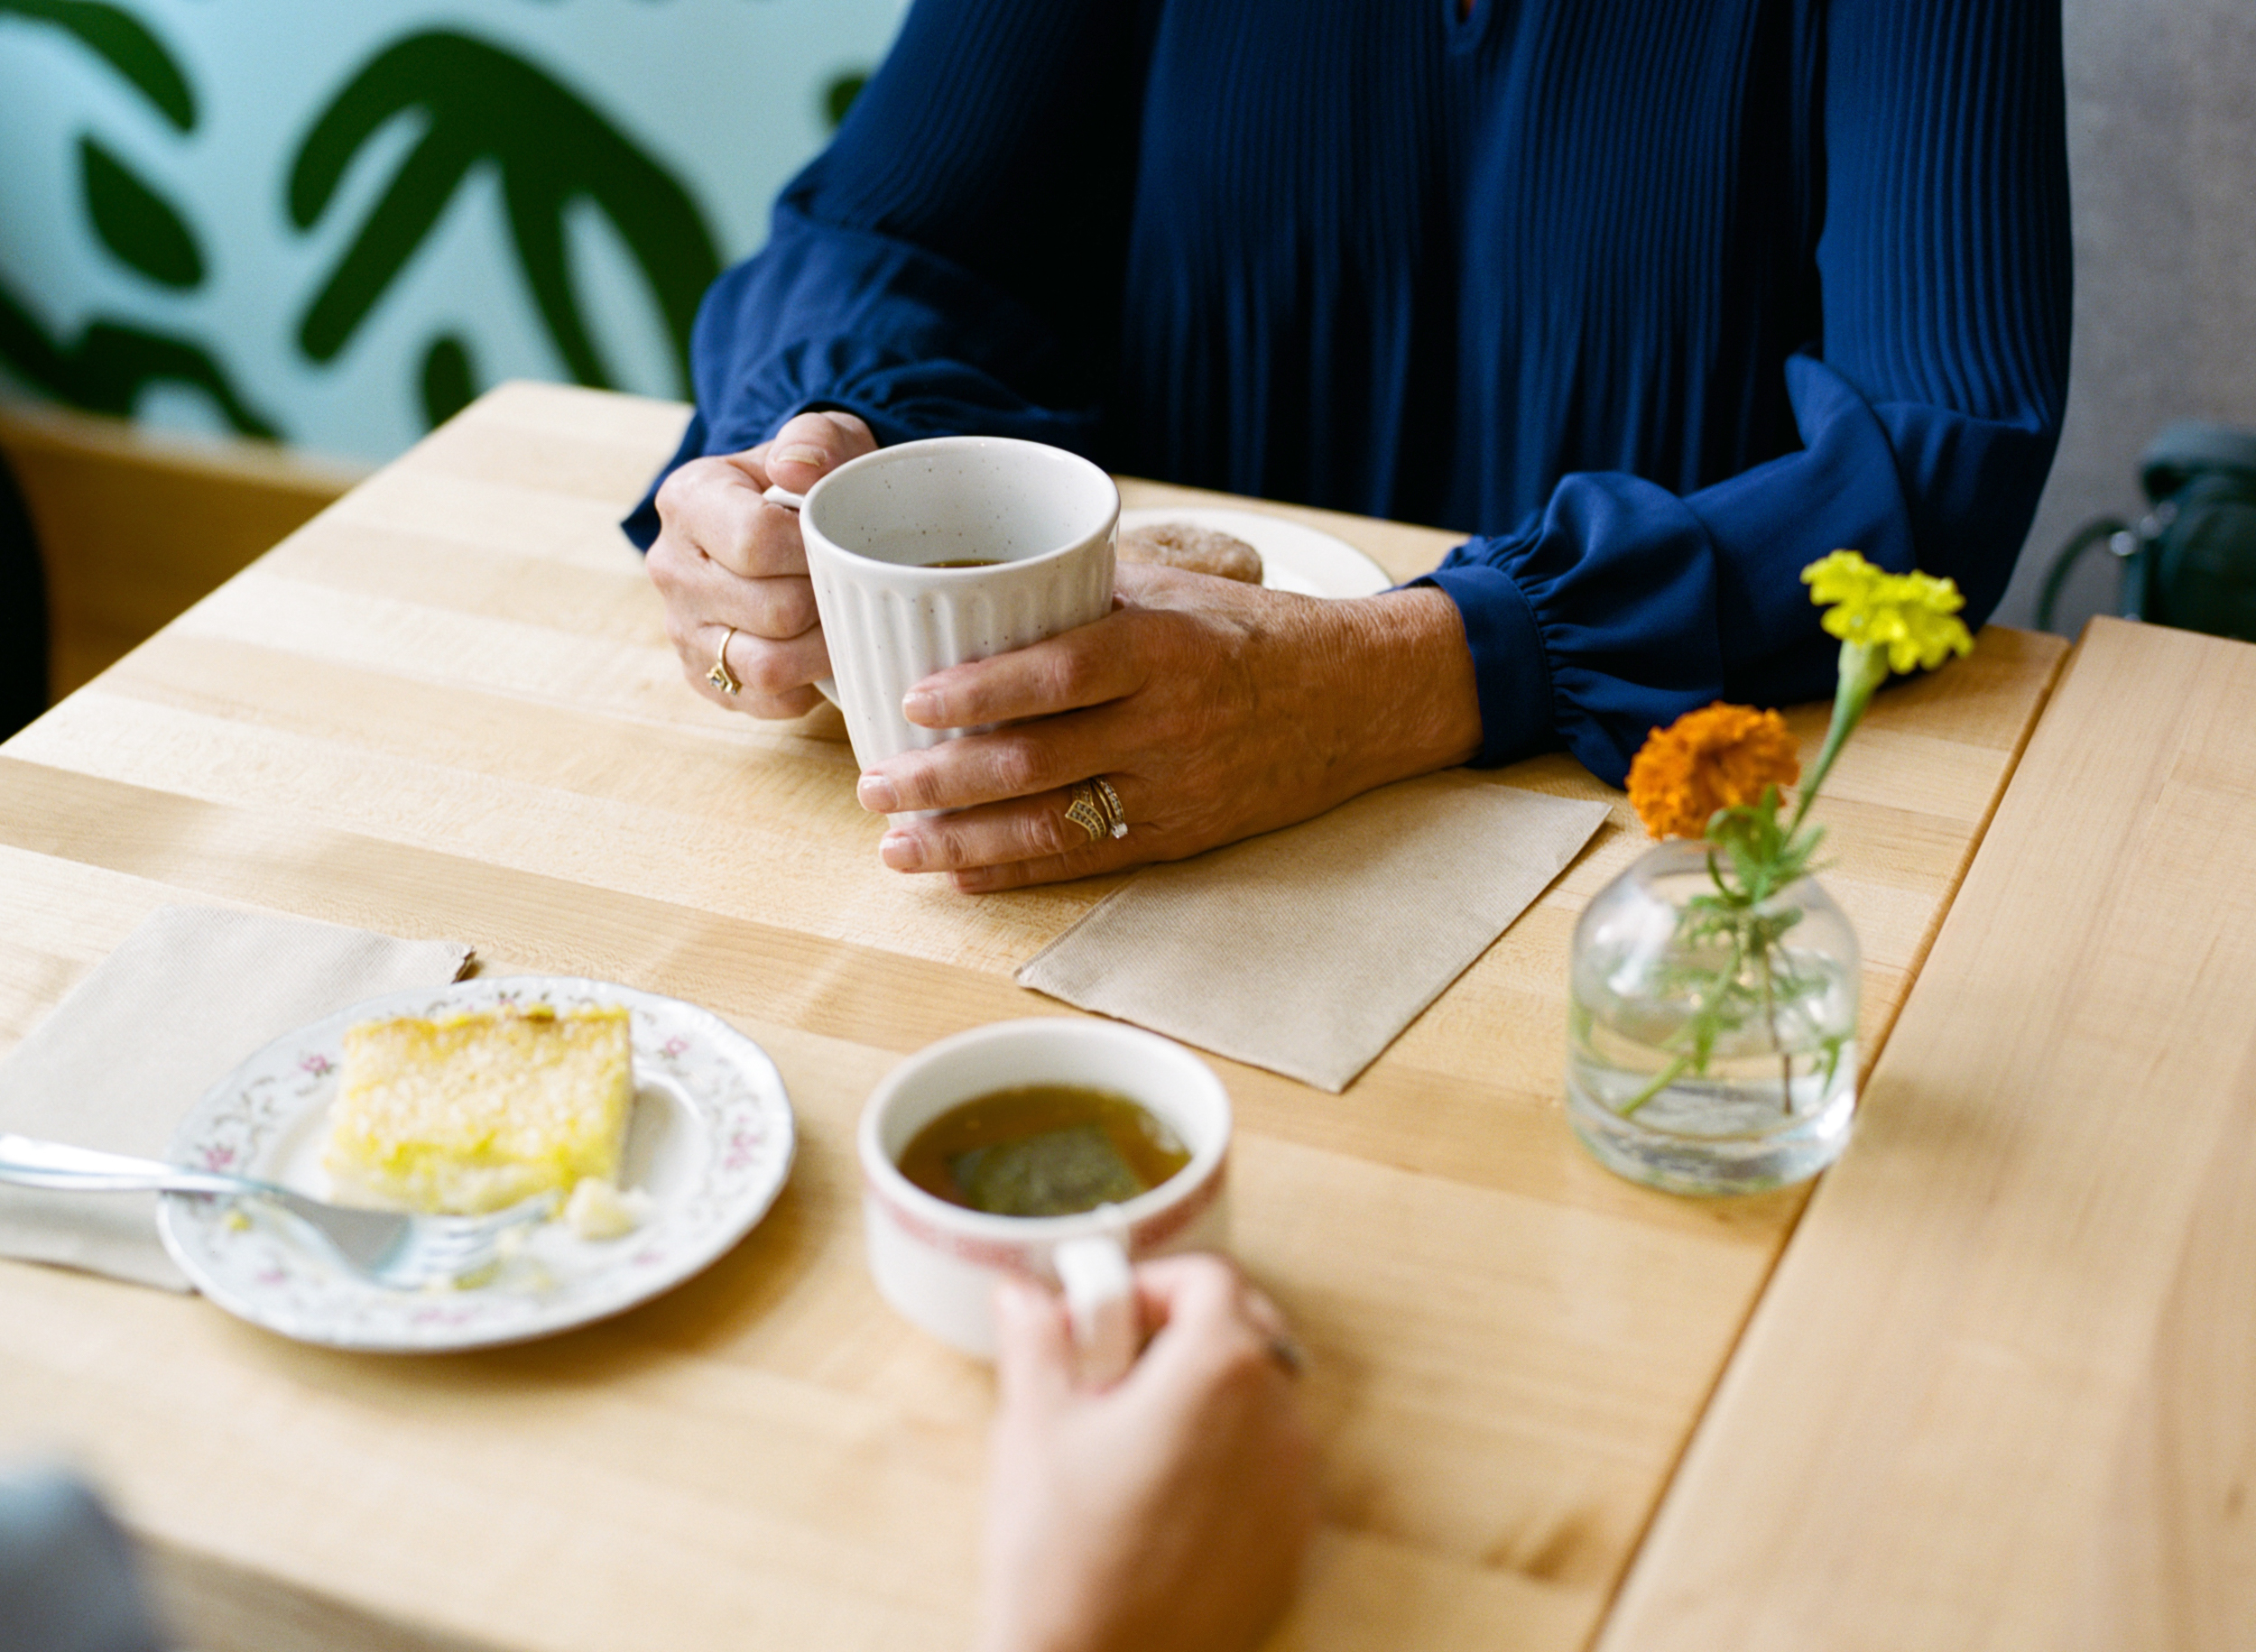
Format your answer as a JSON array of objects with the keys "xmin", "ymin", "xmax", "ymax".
[{"xmin": 0, "ymin": 0, "xmax": 911, "ymax": 462}]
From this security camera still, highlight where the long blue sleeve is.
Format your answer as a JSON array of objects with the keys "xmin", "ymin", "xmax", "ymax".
[
  {"xmin": 627, "ymin": 0, "xmax": 2071, "ymax": 789},
  {"xmin": 621, "ymin": 0, "xmax": 1134, "ymax": 546},
  {"xmin": 1426, "ymin": 0, "xmax": 2071, "ymax": 781}
]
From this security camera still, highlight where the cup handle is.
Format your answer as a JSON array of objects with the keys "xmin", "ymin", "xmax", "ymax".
[
  {"xmin": 1053, "ymin": 1234, "xmax": 1140, "ymax": 1388},
  {"xmin": 762, "ymin": 485, "xmax": 837, "ymax": 703}
]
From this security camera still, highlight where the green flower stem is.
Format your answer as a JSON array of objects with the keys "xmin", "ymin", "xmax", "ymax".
[
  {"xmin": 1616, "ymin": 801, "xmax": 1821, "ymax": 1121},
  {"xmin": 1619, "ymin": 639, "xmax": 1894, "ymax": 1123},
  {"xmin": 1619, "ymin": 923, "xmax": 1748, "ymax": 1118},
  {"xmin": 1619, "ymin": 1050, "xmax": 1693, "ymax": 1118},
  {"xmin": 1615, "ymin": 618, "xmax": 1913, "ymax": 1122},
  {"xmin": 1788, "ymin": 641, "xmax": 1890, "ymax": 836},
  {"xmin": 1760, "ymin": 943, "xmax": 1790, "ymax": 1112}
]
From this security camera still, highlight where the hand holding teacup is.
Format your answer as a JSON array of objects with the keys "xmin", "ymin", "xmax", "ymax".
[
  {"xmin": 646, "ymin": 424, "xmax": 1484, "ymax": 891},
  {"xmin": 859, "ymin": 1020, "xmax": 1232, "ymax": 1385},
  {"xmin": 979, "ymin": 1254, "xmax": 1319, "ymax": 1652},
  {"xmin": 781, "ymin": 436, "xmax": 1121, "ymax": 781},
  {"xmin": 645, "ymin": 409, "xmax": 876, "ymax": 717}
]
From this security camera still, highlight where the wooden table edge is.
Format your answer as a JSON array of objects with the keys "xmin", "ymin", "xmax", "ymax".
[
  {"xmin": 1581, "ymin": 622, "xmax": 2074, "ymax": 1635},
  {"xmin": 1593, "ymin": 615, "xmax": 2256, "ymax": 1648}
]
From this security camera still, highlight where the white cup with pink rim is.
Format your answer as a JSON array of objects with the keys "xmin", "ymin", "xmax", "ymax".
[
  {"xmin": 762, "ymin": 436, "xmax": 1118, "ymax": 785},
  {"xmin": 858, "ymin": 1019, "xmax": 1232, "ymax": 1383}
]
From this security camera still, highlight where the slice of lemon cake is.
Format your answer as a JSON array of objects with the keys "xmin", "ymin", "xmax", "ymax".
[{"xmin": 325, "ymin": 1004, "xmax": 633, "ymax": 1214}]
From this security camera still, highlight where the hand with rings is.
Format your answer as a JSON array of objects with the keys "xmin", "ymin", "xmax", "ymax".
[
  {"xmin": 1062, "ymin": 779, "xmax": 1129, "ymax": 844},
  {"xmin": 650, "ymin": 416, "xmax": 1483, "ymax": 893},
  {"xmin": 855, "ymin": 561, "xmax": 1484, "ymax": 891},
  {"xmin": 646, "ymin": 409, "xmax": 877, "ymax": 716}
]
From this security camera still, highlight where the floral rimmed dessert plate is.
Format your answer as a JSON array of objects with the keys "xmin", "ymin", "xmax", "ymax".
[
  {"xmin": 1117, "ymin": 506, "xmax": 1393, "ymax": 599},
  {"xmin": 156, "ymin": 977, "xmax": 794, "ymax": 1352}
]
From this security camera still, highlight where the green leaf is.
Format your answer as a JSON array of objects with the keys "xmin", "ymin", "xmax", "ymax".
[
  {"xmin": 1725, "ymin": 835, "xmax": 1763, "ymax": 900},
  {"xmin": 419, "ymin": 334, "xmax": 478, "ymax": 429},
  {"xmin": 824, "ymin": 69, "xmax": 869, "ymax": 130},
  {"xmin": 0, "ymin": 0, "xmax": 196, "ymax": 129},
  {"xmin": 0, "ymin": 278, "xmax": 280, "ymax": 438},
  {"xmin": 288, "ymin": 31, "xmax": 721, "ymax": 395},
  {"xmin": 79, "ymin": 134, "xmax": 204, "ymax": 288}
]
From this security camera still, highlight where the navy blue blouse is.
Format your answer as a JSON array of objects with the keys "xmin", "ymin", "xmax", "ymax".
[{"xmin": 626, "ymin": 0, "xmax": 2071, "ymax": 786}]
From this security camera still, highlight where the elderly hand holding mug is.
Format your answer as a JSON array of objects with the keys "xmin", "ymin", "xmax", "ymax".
[{"xmin": 645, "ymin": 408, "xmax": 1484, "ymax": 892}]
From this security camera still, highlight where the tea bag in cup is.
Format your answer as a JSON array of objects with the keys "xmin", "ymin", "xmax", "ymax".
[{"xmin": 858, "ymin": 1020, "xmax": 1232, "ymax": 1384}]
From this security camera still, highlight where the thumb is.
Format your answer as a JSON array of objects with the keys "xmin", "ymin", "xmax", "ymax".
[
  {"xmin": 762, "ymin": 410, "xmax": 874, "ymax": 494},
  {"xmin": 993, "ymin": 1278, "xmax": 1076, "ymax": 1417}
]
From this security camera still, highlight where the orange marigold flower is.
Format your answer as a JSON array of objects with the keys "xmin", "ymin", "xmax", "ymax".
[{"xmin": 1626, "ymin": 703, "xmax": 1801, "ymax": 840}]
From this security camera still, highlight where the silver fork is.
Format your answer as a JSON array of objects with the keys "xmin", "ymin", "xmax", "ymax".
[{"xmin": 0, "ymin": 1132, "xmax": 556, "ymax": 1288}]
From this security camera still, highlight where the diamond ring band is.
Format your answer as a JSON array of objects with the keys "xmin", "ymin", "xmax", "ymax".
[{"xmin": 1064, "ymin": 778, "xmax": 1129, "ymax": 844}]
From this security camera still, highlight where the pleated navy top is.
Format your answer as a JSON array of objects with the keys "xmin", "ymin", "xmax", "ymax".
[{"xmin": 625, "ymin": 0, "xmax": 2072, "ymax": 786}]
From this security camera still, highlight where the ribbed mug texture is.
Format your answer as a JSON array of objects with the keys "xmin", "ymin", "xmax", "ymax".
[
  {"xmin": 815, "ymin": 553, "xmax": 1114, "ymax": 771},
  {"xmin": 800, "ymin": 438, "xmax": 1119, "ymax": 780}
]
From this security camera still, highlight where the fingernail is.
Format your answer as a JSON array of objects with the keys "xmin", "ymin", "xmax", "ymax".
[
  {"xmin": 772, "ymin": 444, "xmax": 828, "ymax": 469},
  {"xmin": 857, "ymin": 772, "xmax": 899, "ymax": 813},
  {"xmin": 879, "ymin": 830, "xmax": 921, "ymax": 871},
  {"xmin": 901, "ymin": 688, "xmax": 939, "ymax": 724}
]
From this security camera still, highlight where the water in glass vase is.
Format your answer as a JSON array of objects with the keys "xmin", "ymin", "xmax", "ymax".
[{"xmin": 1564, "ymin": 842, "xmax": 1860, "ymax": 1195}]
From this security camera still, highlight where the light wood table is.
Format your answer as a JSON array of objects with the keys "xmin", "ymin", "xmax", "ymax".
[
  {"xmin": 0, "ymin": 383, "xmax": 2062, "ymax": 1652},
  {"xmin": 1602, "ymin": 616, "xmax": 2256, "ymax": 1652}
]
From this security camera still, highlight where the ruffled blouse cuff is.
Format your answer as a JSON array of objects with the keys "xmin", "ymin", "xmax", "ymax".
[{"xmin": 1410, "ymin": 564, "xmax": 1560, "ymax": 771}]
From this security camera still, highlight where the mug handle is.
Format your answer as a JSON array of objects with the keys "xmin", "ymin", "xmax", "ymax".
[
  {"xmin": 761, "ymin": 486, "xmax": 840, "ymax": 706},
  {"xmin": 1053, "ymin": 1234, "xmax": 1141, "ymax": 1387}
]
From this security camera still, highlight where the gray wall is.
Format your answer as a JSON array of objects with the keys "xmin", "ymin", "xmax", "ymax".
[{"xmin": 1998, "ymin": 0, "xmax": 2256, "ymax": 634}]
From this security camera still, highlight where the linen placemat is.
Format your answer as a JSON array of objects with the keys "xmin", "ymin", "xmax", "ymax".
[
  {"xmin": 1017, "ymin": 773, "xmax": 1611, "ymax": 1092},
  {"xmin": 0, "ymin": 906, "xmax": 471, "ymax": 1291}
]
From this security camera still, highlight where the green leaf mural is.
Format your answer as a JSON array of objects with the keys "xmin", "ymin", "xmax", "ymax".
[
  {"xmin": 0, "ymin": 2, "xmax": 279, "ymax": 438},
  {"xmin": 5, "ymin": 7, "xmax": 893, "ymax": 452},
  {"xmin": 80, "ymin": 134, "xmax": 205, "ymax": 289},
  {"xmin": 0, "ymin": 0, "xmax": 194, "ymax": 129},
  {"xmin": 288, "ymin": 30, "xmax": 722, "ymax": 403},
  {"xmin": 0, "ymin": 281, "xmax": 277, "ymax": 438},
  {"xmin": 825, "ymin": 70, "xmax": 868, "ymax": 129},
  {"xmin": 420, "ymin": 333, "xmax": 478, "ymax": 429}
]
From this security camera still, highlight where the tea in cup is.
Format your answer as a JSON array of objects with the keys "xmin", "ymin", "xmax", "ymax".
[{"xmin": 858, "ymin": 1020, "xmax": 1231, "ymax": 1381}]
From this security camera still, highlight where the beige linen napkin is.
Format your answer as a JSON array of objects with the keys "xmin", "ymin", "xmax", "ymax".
[
  {"xmin": 0, "ymin": 906, "xmax": 471, "ymax": 1290},
  {"xmin": 1017, "ymin": 773, "xmax": 1610, "ymax": 1092}
]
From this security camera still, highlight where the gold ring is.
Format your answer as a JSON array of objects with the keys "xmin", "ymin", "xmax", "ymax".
[
  {"xmin": 1063, "ymin": 778, "xmax": 1129, "ymax": 844},
  {"xmin": 707, "ymin": 626, "xmax": 742, "ymax": 696}
]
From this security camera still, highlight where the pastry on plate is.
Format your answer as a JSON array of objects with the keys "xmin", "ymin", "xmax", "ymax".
[
  {"xmin": 1118, "ymin": 521, "xmax": 1263, "ymax": 584},
  {"xmin": 325, "ymin": 1004, "xmax": 633, "ymax": 1215}
]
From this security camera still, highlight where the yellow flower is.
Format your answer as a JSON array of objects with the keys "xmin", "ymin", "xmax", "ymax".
[
  {"xmin": 1626, "ymin": 703, "xmax": 1801, "ymax": 841},
  {"xmin": 1801, "ymin": 549, "xmax": 1974, "ymax": 675}
]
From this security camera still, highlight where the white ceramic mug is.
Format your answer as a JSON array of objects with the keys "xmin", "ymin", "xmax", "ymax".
[
  {"xmin": 768, "ymin": 437, "xmax": 1117, "ymax": 779},
  {"xmin": 858, "ymin": 1019, "xmax": 1232, "ymax": 1383}
]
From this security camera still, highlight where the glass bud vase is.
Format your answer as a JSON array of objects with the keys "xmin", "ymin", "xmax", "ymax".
[{"xmin": 1567, "ymin": 839, "xmax": 1860, "ymax": 1195}]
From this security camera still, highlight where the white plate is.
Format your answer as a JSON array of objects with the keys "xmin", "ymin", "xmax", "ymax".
[
  {"xmin": 156, "ymin": 977, "xmax": 795, "ymax": 1352},
  {"xmin": 1118, "ymin": 505, "xmax": 1394, "ymax": 598}
]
